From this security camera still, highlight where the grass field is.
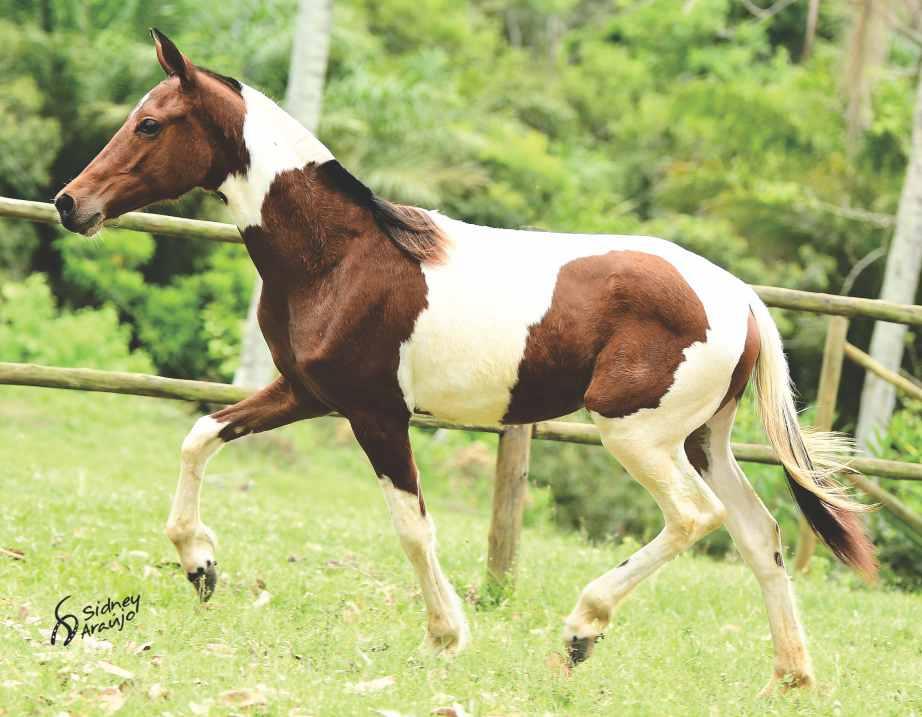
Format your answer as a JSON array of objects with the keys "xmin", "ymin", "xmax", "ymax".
[{"xmin": 1, "ymin": 387, "xmax": 920, "ymax": 716}]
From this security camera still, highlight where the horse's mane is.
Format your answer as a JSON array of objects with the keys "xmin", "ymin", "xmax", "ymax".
[
  {"xmin": 199, "ymin": 67, "xmax": 242, "ymax": 94},
  {"xmin": 319, "ymin": 160, "xmax": 448, "ymax": 264}
]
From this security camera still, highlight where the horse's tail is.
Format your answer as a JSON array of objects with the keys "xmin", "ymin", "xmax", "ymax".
[{"xmin": 749, "ymin": 294, "xmax": 877, "ymax": 580}]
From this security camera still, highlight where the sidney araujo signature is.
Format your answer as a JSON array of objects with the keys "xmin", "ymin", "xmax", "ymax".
[{"xmin": 51, "ymin": 593, "xmax": 141, "ymax": 646}]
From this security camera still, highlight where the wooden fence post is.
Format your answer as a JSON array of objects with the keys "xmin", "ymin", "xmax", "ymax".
[
  {"xmin": 485, "ymin": 424, "xmax": 533, "ymax": 597},
  {"xmin": 793, "ymin": 315, "xmax": 849, "ymax": 574}
]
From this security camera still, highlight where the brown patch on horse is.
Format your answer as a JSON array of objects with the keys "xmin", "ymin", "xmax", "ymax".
[
  {"xmin": 243, "ymin": 160, "xmax": 432, "ymax": 500},
  {"xmin": 503, "ymin": 251, "xmax": 709, "ymax": 423},
  {"xmin": 718, "ymin": 309, "xmax": 760, "ymax": 410},
  {"xmin": 684, "ymin": 425, "xmax": 711, "ymax": 475}
]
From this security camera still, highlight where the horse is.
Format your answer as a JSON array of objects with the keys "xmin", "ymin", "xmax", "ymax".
[{"xmin": 55, "ymin": 29, "xmax": 875, "ymax": 694}]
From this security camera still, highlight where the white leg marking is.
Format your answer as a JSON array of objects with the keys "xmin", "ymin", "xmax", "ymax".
[
  {"xmin": 165, "ymin": 415, "xmax": 226, "ymax": 575},
  {"xmin": 700, "ymin": 403, "xmax": 814, "ymax": 691},
  {"xmin": 379, "ymin": 477, "xmax": 469, "ymax": 655},
  {"xmin": 563, "ymin": 413, "xmax": 726, "ymax": 648}
]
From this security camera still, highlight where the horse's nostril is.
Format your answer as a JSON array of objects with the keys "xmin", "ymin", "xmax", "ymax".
[{"xmin": 55, "ymin": 193, "xmax": 75, "ymax": 219}]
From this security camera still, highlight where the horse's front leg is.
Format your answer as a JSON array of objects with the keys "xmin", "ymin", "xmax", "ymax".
[
  {"xmin": 349, "ymin": 412, "xmax": 470, "ymax": 656},
  {"xmin": 166, "ymin": 377, "xmax": 329, "ymax": 601}
]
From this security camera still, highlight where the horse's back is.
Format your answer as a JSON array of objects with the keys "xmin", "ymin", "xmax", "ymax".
[{"xmin": 398, "ymin": 216, "xmax": 752, "ymax": 426}]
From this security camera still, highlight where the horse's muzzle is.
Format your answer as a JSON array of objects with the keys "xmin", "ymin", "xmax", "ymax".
[{"xmin": 54, "ymin": 192, "xmax": 103, "ymax": 235}]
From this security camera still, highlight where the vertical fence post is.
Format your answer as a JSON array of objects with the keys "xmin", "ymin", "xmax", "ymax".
[
  {"xmin": 485, "ymin": 423, "xmax": 533, "ymax": 597},
  {"xmin": 793, "ymin": 315, "xmax": 849, "ymax": 574}
]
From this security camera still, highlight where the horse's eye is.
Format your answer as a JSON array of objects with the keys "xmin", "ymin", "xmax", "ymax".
[{"xmin": 137, "ymin": 118, "xmax": 161, "ymax": 136}]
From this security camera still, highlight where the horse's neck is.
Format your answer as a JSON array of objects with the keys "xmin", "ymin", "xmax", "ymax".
[{"xmin": 220, "ymin": 84, "xmax": 334, "ymax": 232}]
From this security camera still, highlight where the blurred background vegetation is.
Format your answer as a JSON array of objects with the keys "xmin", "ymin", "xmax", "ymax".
[{"xmin": 0, "ymin": 0, "xmax": 919, "ymax": 586}]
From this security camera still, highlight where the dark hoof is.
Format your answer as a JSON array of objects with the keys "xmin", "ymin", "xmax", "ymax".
[
  {"xmin": 186, "ymin": 561, "xmax": 217, "ymax": 602},
  {"xmin": 567, "ymin": 633, "xmax": 603, "ymax": 666}
]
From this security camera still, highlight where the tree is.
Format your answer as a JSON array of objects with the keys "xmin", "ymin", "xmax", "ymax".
[
  {"xmin": 856, "ymin": 66, "xmax": 922, "ymax": 450},
  {"xmin": 848, "ymin": 1, "xmax": 922, "ymax": 450},
  {"xmin": 233, "ymin": 0, "xmax": 333, "ymax": 388}
]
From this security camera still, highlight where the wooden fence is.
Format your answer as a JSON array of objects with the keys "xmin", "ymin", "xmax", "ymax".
[{"xmin": 1, "ymin": 197, "xmax": 920, "ymax": 586}]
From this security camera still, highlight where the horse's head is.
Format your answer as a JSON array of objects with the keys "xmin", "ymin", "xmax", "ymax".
[{"xmin": 55, "ymin": 30, "xmax": 246, "ymax": 235}]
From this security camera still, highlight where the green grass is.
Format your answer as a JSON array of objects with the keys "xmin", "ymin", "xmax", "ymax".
[{"xmin": 1, "ymin": 387, "xmax": 920, "ymax": 716}]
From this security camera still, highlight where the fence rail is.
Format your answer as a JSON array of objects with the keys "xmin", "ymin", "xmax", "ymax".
[
  {"xmin": 1, "ymin": 195, "xmax": 920, "ymax": 584},
  {"xmin": 0, "ymin": 361, "xmax": 919, "ymax": 481}
]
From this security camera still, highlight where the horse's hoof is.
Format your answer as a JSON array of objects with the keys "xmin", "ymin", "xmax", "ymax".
[
  {"xmin": 423, "ymin": 625, "xmax": 470, "ymax": 657},
  {"xmin": 566, "ymin": 633, "xmax": 602, "ymax": 666},
  {"xmin": 186, "ymin": 560, "xmax": 217, "ymax": 602}
]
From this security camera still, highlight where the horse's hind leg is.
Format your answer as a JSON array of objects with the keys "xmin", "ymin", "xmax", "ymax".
[
  {"xmin": 688, "ymin": 401, "xmax": 814, "ymax": 694},
  {"xmin": 562, "ymin": 412, "xmax": 726, "ymax": 663},
  {"xmin": 166, "ymin": 377, "xmax": 328, "ymax": 600}
]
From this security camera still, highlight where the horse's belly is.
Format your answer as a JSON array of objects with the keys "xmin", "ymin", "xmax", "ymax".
[{"xmin": 401, "ymin": 316, "xmax": 536, "ymax": 424}]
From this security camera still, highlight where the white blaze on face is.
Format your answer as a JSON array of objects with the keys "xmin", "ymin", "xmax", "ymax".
[
  {"xmin": 219, "ymin": 84, "xmax": 334, "ymax": 230},
  {"xmin": 397, "ymin": 214, "xmax": 753, "ymax": 425},
  {"xmin": 131, "ymin": 90, "xmax": 153, "ymax": 117}
]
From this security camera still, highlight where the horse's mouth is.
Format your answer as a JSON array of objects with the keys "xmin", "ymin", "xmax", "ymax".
[{"xmin": 65, "ymin": 212, "xmax": 104, "ymax": 237}]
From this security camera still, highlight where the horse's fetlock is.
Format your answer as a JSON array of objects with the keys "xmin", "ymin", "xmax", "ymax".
[{"xmin": 165, "ymin": 521, "xmax": 192, "ymax": 544}]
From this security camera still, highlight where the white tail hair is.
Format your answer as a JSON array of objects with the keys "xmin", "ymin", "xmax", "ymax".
[{"xmin": 748, "ymin": 295, "xmax": 868, "ymax": 513}]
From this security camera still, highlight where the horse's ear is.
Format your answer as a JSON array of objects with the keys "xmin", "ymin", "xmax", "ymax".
[{"xmin": 150, "ymin": 28, "xmax": 195, "ymax": 89}]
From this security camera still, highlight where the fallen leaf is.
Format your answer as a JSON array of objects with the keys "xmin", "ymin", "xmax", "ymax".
[
  {"xmin": 433, "ymin": 705, "xmax": 470, "ymax": 717},
  {"xmin": 142, "ymin": 566, "xmax": 158, "ymax": 579},
  {"xmin": 218, "ymin": 687, "xmax": 268, "ymax": 708},
  {"xmin": 205, "ymin": 642, "xmax": 235, "ymax": 657},
  {"xmin": 97, "ymin": 661, "xmax": 134, "ymax": 680},
  {"xmin": 252, "ymin": 590, "xmax": 271, "ymax": 608},
  {"xmin": 147, "ymin": 683, "xmax": 167, "ymax": 700},
  {"xmin": 125, "ymin": 641, "xmax": 151, "ymax": 655},
  {"xmin": 96, "ymin": 686, "xmax": 126, "ymax": 714},
  {"xmin": 349, "ymin": 675, "xmax": 396, "ymax": 695},
  {"xmin": 188, "ymin": 700, "xmax": 212, "ymax": 715}
]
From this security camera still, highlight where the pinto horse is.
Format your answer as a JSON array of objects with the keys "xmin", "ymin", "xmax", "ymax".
[{"xmin": 56, "ymin": 30, "xmax": 875, "ymax": 693}]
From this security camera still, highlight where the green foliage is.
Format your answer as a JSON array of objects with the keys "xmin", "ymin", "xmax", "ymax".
[
  {"xmin": 0, "ymin": 274, "xmax": 151, "ymax": 371},
  {"xmin": 871, "ymin": 400, "xmax": 922, "ymax": 589},
  {"xmin": 55, "ymin": 229, "xmax": 251, "ymax": 380}
]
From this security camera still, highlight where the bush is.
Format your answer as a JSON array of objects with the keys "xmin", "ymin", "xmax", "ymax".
[
  {"xmin": 55, "ymin": 228, "xmax": 252, "ymax": 381},
  {"xmin": 0, "ymin": 274, "xmax": 152, "ymax": 372},
  {"xmin": 870, "ymin": 399, "xmax": 922, "ymax": 589}
]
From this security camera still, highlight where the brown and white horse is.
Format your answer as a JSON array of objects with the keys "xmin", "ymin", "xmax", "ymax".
[{"xmin": 56, "ymin": 30, "xmax": 875, "ymax": 693}]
